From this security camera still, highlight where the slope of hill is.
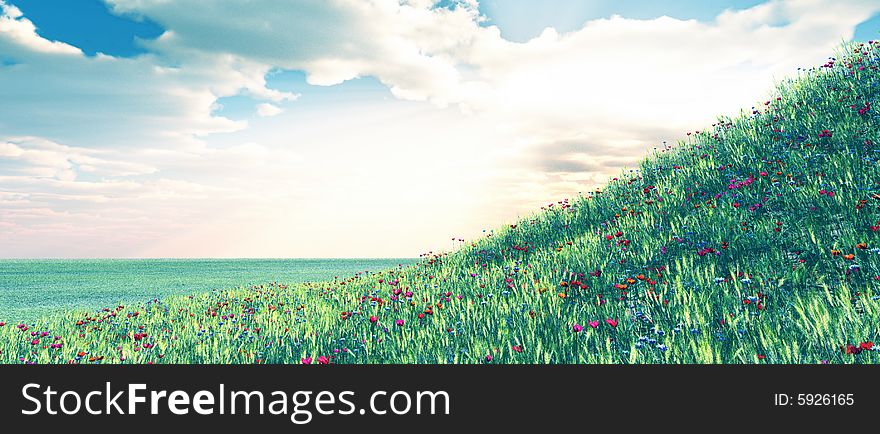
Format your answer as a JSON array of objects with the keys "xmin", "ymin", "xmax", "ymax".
[{"xmin": 3, "ymin": 42, "xmax": 880, "ymax": 364}]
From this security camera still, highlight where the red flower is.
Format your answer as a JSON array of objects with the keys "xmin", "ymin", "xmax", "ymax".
[
  {"xmin": 860, "ymin": 341, "xmax": 874, "ymax": 350},
  {"xmin": 605, "ymin": 318, "xmax": 619, "ymax": 328},
  {"xmin": 511, "ymin": 345, "xmax": 523, "ymax": 353},
  {"xmin": 317, "ymin": 356, "xmax": 330, "ymax": 364},
  {"xmin": 845, "ymin": 344, "xmax": 863, "ymax": 355}
]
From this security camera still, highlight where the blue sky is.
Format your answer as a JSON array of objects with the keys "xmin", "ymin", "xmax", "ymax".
[
  {"xmin": 6, "ymin": 0, "xmax": 162, "ymax": 57},
  {"xmin": 2, "ymin": 0, "xmax": 879, "ymax": 258}
]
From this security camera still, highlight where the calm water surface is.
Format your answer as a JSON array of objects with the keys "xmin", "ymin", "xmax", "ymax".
[{"xmin": 0, "ymin": 258, "xmax": 413, "ymax": 322}]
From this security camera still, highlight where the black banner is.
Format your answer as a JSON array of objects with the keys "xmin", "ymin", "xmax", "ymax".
[{"xmin": 0, "ymin": 364, "xmax": 873, "ymax": 430}]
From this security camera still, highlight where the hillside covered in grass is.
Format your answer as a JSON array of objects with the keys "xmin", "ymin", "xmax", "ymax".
[{"xmin": 3, "ymin": 42, "xmax": 880, "ymax": 364}]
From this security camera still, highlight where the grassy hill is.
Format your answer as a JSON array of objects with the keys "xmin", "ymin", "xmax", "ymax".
[{"xmin": 3, "ymin": 42, "xmax": 880, "ymax": 364}]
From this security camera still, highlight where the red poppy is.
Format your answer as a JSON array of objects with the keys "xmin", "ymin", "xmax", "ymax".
[{"xmin": 845, "ymin": 345, "xmax": 863, "ymax": 355}]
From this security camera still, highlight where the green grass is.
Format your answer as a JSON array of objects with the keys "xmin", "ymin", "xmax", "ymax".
[{"xmin": 3, "ymin": 42, "xmax": 880, "ymax": 364}]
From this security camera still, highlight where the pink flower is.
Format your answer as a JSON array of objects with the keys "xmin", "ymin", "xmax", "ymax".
[
  {"xmin": 572, "ymin": 324, "xmax": 584, "ymax": 333},
  {"xmin": 369, "ymin": 316, "xmax": 378, "ymax": 323},
  {"xmin": 301, "ymin": 357, "xmax": 312, "ymax": 365},
  {"xmin": 317, "ymin": 356, "xmax": 330, "ymax": 365},
  {"xmin": 485, "ymin": 355, "xmax": 493, "ymax": 362},
  {"xmin": 605, "ymin": 318, "xmax": 619, "ymax": 328},
  {"xmin": 588, "ymin": 321, "xmax": 600, "ymax": 329},
  {"xmin": 395, "ymin": 319, "xmax": 405, "ymax": 327}
]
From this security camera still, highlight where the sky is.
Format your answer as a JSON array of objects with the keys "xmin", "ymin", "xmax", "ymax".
[{"xmin": 1, "ymin": 0, "xmax": 879, "ymax": 258}]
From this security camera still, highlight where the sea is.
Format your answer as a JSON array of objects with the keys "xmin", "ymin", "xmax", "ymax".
[{"xmin": 0, "ymin": 258, "xmax": 413, "ymax": 322}]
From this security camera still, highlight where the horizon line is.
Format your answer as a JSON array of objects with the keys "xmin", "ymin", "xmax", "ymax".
[{"xmin": 0, "ymin": 257, "xmax": 420, "ymax": 260}]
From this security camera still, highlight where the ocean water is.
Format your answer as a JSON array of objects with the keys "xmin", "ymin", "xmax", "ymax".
[{"xmin": 0, "ymin": 258, "xmax": 413, "ymax": 322}]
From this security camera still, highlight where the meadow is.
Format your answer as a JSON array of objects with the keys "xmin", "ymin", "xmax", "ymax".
[{"xmin": 2, "ymin": 42, "xmax": 880, "ymax": 364}]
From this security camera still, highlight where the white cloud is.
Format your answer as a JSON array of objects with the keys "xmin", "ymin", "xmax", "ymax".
[
  {"xmin": 104, "ymin": 0, "xmax": 490, "ymax": 105},
  {"xmin": 0, "ymin": 137, "xmax": 157, "ymax": 180},
  {"xmin": 100, "ymin": 0, "xmax": 880, "ymax": 163},
  {"xmin": 0, "ymin": 2, "xmax": 81, "ymax": 55},
  {"xmin": 0, "ymin": 0, "xmax": 297, "ymax": 150},
  {"xmin": 255, "ymin": 102, "xmax": 283, "ymax": 117},
  {"xmin": 455, "ymin": 0, "xmax": 879, "ymax": 152}
]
